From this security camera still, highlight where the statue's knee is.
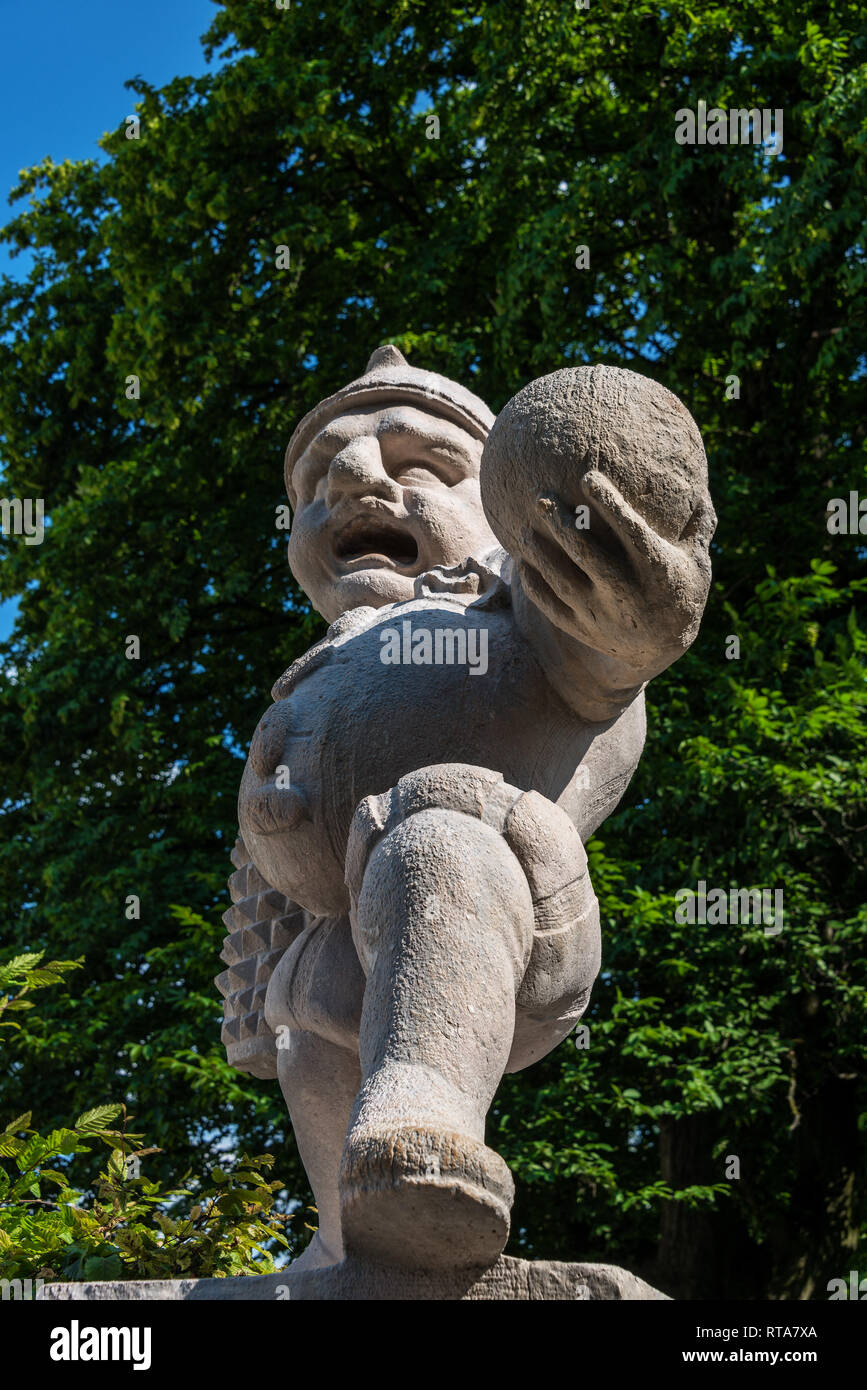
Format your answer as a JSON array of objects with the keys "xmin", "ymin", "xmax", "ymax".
[
  {"xmin": 349, "ymin": 803, "xmax": 535, "ymax": 981},
  {"xmin": 344, "ymin": 761, "xmax": 601, "ymax": 1069}
]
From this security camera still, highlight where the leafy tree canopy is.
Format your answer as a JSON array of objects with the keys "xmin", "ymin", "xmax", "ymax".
[{"xmin": 0, "ymin": 0, "xmax": 864, "ymax": 1297}]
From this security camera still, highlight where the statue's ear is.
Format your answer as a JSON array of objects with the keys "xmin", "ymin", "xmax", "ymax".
[{"xmin": 283, "ymin": 442, "xmax": 298, "ymax": 508}]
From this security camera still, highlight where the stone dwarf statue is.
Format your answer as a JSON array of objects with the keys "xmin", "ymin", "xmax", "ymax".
[{"xmin": 217, "ymin": 346, "xmax": 716, "ymax": 1276}]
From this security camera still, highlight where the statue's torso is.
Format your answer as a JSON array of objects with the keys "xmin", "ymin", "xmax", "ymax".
[{"xmin": 239, "ymin": 567, "xmax": 646, "ymax": 916}]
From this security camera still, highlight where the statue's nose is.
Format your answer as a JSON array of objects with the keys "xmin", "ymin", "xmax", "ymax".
[
  {"xmin": 249, "ymin": 704, "xmax": 290, "ymax": 780},
  {"xmin": 325, "ymin": 438, "xmax": 400, "ymax": 508}
]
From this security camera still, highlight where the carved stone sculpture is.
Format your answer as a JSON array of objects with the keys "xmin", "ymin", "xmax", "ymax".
[{"xmin": 216, "ymin": 345, "xmax": 716, "ymax": 1298}]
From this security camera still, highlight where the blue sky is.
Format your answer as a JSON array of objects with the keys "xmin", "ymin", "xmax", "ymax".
[{"xmin": 0, "ymin": 0, "xmax": 219, "ymax": 641}]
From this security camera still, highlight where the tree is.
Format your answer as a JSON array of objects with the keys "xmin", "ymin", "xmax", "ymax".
[{"xmin": 1, "ymin": 0, "xmax": 864, "ymax": 1295}]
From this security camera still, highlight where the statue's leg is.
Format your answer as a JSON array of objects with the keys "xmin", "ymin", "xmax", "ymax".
[
  {"xmin": 340, "ymin": 764, "xmax": 600, "ymax": 1271},
  {"xmin": 275, "ymin": 1030, "xmax": 360, "ymax": 1270},
  {"xmin": 265, "ymin": 915, "xmax": 365, "ymax": 1269},
  {"xmin": 343, "ymin": 804, "xmax": 529, "ymax": 1269}
]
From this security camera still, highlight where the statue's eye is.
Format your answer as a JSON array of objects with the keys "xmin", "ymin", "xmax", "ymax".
[{"xmin": 394, "ymin": 460, "xmax": 449, "ymax": 485}]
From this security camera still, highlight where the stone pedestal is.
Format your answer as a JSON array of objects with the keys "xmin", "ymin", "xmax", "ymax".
[{"xmin": 39, "ymin": 1254, "xmax": 668, "ymax": 1301}]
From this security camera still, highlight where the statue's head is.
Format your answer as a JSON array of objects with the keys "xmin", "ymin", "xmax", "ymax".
[{"xmin": 284, "ymin": 346, "xmax": 500, "ymax": 622}]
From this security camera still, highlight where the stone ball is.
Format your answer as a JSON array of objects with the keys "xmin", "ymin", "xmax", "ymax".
[{"xmin": 480, "ymin": 364, "xmax": 709, "ymax": 549}]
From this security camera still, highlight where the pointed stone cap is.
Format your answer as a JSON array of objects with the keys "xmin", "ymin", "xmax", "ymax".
[
  {"xmin": 284, "ymin": 344, "xmax": 495, "ymax": 494},
  {"xmin": 364, "ymin": 344, "xmax": 408, "ymax": 371}
]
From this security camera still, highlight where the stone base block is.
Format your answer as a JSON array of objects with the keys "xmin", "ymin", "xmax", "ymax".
[{"xmin": 39, "ymin": 1254, "xmax": 668, "ymax": 1301}]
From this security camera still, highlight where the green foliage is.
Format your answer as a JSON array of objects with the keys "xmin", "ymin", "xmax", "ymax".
[
  {"xmin": 0, "ymin": 952, "xmax": 82, "ymax": 1035},
  {"xmin": 0, "ymin": 954, "xmax": 292, "ymax": 1284},
  {"xmin": 0, "ymin": 0, "xmax": 864, "ymax": 1297}
]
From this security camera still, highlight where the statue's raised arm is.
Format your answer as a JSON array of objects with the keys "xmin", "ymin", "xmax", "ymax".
[{"xmin": 480, "ymin": 366, "xmax": 716, "ymax": 722}]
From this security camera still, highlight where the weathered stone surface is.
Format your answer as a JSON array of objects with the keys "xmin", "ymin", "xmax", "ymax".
[
  {"xmin": 39, "ymin": 1255, "xmax": 668, "ymax": 1301},
  {"xmin": 206, "ymin": 346, "xmax": 715, "ymax": 1291}
]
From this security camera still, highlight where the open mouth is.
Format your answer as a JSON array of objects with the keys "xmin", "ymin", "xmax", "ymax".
[{"xmin": 333, "ymin": 514, "xmax": 420, "ymax": 570}]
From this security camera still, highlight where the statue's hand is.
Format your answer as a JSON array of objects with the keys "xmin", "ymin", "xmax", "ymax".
[{"xmin": 520, "ymin": 469, "xmax": 714, "ymax": 672}]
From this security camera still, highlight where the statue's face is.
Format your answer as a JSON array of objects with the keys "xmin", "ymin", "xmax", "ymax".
[{"xmin": 287, "ymin": 403, "xmax": 499, "ymax": 622}]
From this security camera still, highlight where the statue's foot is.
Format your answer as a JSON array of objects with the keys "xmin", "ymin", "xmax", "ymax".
[{"xmin": 339, "ymin": 1126, "xmax": 514, "ymax": 1270}]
